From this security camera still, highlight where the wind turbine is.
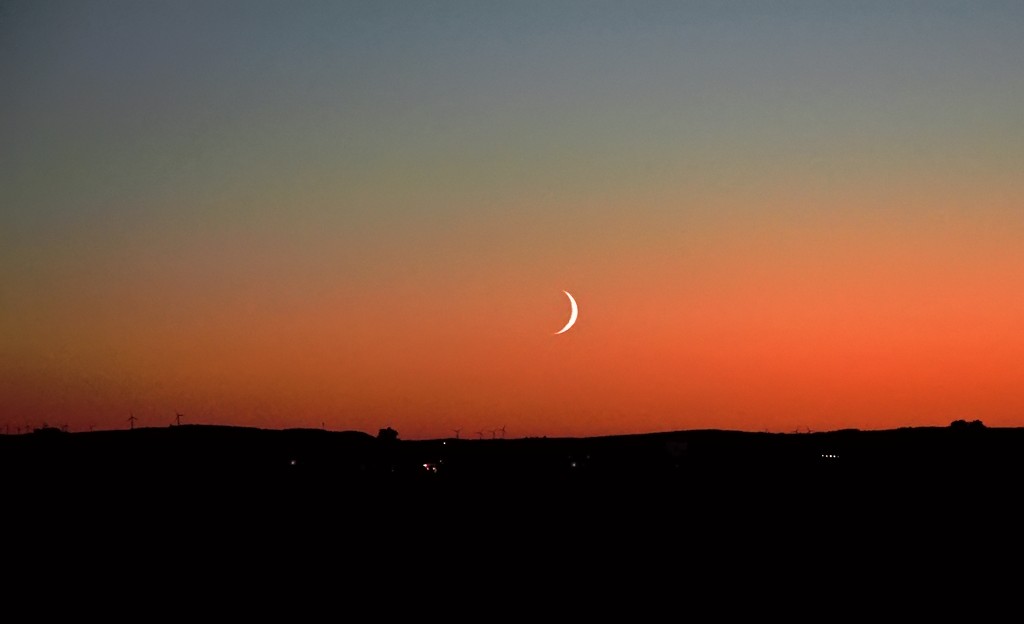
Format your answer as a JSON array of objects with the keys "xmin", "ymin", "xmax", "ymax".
[
  {"xmin": 452, "ymin": 428, "xmax": 461, "ymax": 440},
  {"xmin": 128, "ymin": 412, "xmax": 138, "ymax": 430},
  {"xmin": 475, "ymin": 430, "xmax": 484, "ymax": 439},
  {"xmin": 498, "ymin": 425, "xmax": 506, "ymax": 439},
  {"xmin": 175, "ymin": 412, "xmax": 183, "ymax": 427}
]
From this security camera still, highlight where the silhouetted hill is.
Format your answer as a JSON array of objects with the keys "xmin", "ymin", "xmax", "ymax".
[
  {"xmin": 5, "ymin": 423, "xmax": 1018, "ymax": 588},
  {"xmin": 4, "ymin": 423, "xmax": 1020, "ymax": 498}
]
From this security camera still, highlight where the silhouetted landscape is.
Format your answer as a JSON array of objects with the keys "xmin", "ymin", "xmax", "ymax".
[
  {"xmin": 5, "ymin": 420, "xmax": 1019, "ymax": 590},
  {"xmin": 5, "ymin": 420, "xmax": 1018, "ymax": 517}
]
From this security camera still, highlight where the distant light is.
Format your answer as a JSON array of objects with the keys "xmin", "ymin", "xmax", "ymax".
[{"xmin": 290, "ymin": 459, "xmax": 297, "ymax": 466}]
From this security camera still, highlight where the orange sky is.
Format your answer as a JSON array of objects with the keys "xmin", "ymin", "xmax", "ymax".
[
  {"xmin": 3, "ymin": 3, "xmax": 1024, "ymax": 438},
  {"xmin": 5, "ymin": 195, "xmax": 1024, "ymax": 438}
]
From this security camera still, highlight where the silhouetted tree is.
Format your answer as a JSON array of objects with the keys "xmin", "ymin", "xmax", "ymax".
[
  {"xmin": 950, "ymin": 419, "xmax": 986, "ymax": 430},
  {"xmin": 377, "ymin": 427, "xmax": 398, "ymax": 442}
]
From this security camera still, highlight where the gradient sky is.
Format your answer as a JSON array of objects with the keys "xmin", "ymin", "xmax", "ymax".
[{"xmin": 3, "ymin": 1, "xmax": 1024, "ymax": 439}]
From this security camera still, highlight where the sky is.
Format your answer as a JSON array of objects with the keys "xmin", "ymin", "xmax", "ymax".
[{"xmin": 3, "ymin": 1, "xmax": 1024, "ymax": 439}]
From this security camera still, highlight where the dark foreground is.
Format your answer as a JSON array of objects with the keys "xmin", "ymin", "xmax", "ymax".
[
  {"xmin": 4, "ymin": 423, "xmax": 1019, "ymax": 521},
  {"xmin": 4, "ymin": 423, "xmax": 1021, "ymax": 594}
]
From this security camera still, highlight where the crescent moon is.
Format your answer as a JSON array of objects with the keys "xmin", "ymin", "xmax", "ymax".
[{"xmin": 554, "ymin": 290, "xmax": 578, "ymax": 335}]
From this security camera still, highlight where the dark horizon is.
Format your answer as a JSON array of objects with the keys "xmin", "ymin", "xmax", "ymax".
[
  {"xmin": 4, "ymin": 417, "xmax": 1009, "ymax": 484},
  {"xmin": 0, "ymin": 416, "xmax": 995, "ymax": 438},
  {"xmin": 6, "ymin": 415, "xmax": 1015, "ymax": 591}
]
